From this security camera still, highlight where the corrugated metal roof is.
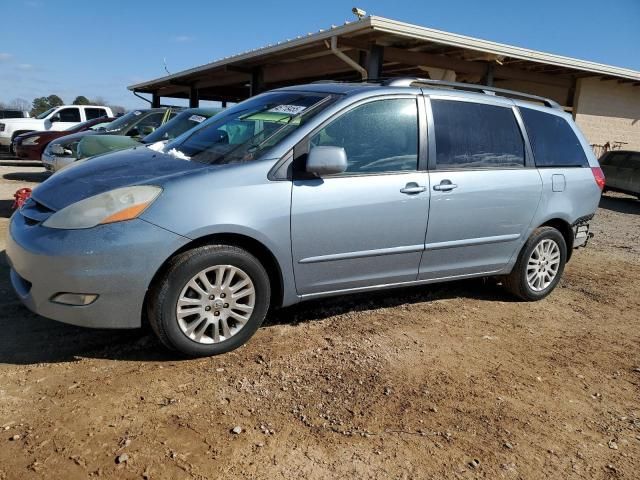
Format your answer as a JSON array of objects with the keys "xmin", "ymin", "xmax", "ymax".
[{"xmin": 128, "ymin": 15, "xmax": 640, "ymax": 92}]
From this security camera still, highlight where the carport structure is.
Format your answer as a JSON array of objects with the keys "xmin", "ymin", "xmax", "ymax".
[{"xmin": 129, "ymin": 15, "xmax": 640, "ymax": 150}]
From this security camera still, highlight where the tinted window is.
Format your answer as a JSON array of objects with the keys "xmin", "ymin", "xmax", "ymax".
[
  {"xmin": 520, "ymin": 108, "xmax": 588, "ymax": 167},
  {"xmin": 0, "ymin": 110, "xmax": 27, "ymax": 119},
  {"xmin": 432, "ymin": 100, "xmax": 524, "ymax": 169},
  {"xmin": 627, "ymin": 153, "xmax": 640, "ymax": 169},
  {"xmin": 600, "ymin": 152, "xmax": 628, "ymax": 167},
  {"xmin": 85, "ymin": 108, "xmax": 107, "ymax": 120},
  {"xmin": 58, "ymin": 108, "xmax": 81, "ymax": 122},
  {"xmin": 136, "ymin": 112, "xmax": 165, "ymax": 129},
  {"xmin": 310, "ymin": 98, "xmax": 418, "ymax": 174}
]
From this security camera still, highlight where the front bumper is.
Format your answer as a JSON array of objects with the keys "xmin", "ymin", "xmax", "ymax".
[
  {"xmin": 41, "ymin": 151, "xmax": 56, "ymax": 171},
  {"xmin": 6, "ymin": 212, "xmax": 189, "ymax": 329},
  {"xmin": 14, "ymin": 142, "xmax": 41, "ymax": 160},
  {"xmin": 41, "ymin": 151, "xmax": 76, "ymax": 172}
]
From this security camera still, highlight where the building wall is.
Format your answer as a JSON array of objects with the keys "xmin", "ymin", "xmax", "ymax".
[
  {"xmin": 574, "ymin": 77, "xmax": 640, "ymax": 151},
  {"xmin": 494, "ymin": 79, "xmax": 570, "ymax": 107}
]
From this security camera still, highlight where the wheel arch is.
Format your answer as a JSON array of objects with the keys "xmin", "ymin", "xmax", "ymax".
[
  {"xmin": 538, "ymin": 218, "xmax": 574, "ymax": 261},
  {"xmin": 11, "ymin": 129, "xmax": 35, "ymax": 139},
  {"xmin": 144, "ymin": 232, "xmax": 285, "ymax": 316}
]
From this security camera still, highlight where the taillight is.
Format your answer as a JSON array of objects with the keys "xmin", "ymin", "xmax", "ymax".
[{"xmin": 591, "ymin": 167, "xmax": 605, "ymax": 190}]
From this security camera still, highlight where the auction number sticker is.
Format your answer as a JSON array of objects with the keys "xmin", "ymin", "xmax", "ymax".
[
  {"xmin": 189, "ymin": 114, "xmax": 206, "ymax": 123},
  {"xmin": 268, "ymin": 105, "xmax": 306, "ymax": 115}
]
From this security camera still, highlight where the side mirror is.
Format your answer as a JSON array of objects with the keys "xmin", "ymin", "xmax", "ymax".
[
  {"xmin": 50, "ymin": 144, "xmax": 66, "ymax": 155},
  {"xmin": 306, "ymin": 146, "xmax": 347, "ymax": 176},
  {"xmin": 127, "ymin": 127, "xmax": 140, "ymax": 137},
  {"xmin": 50, "ymin": 115, "xmax": 60, "ymax": 123}
]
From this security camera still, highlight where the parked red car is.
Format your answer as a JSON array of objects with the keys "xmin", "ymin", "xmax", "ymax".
[{"xmin": 13, "ymin": 116, "xmax": 115, "ymax": 160}]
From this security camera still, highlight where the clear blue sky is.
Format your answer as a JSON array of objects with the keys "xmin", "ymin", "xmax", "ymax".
[{"xmin": 1, "ymin": 0, "xmax": 638, "ymax": 109}]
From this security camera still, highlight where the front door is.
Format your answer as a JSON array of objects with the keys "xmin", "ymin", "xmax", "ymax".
[
  {"xmin": 419, "ymin": 97, "xmax": 542, "ymax": 280},
  {"xmin": 51, "ymin": 107, "xmax": 82, "ymax": 131},
  {"xmin": 291, "ymin": 97, "xmax": 429, "ymax": 295}
]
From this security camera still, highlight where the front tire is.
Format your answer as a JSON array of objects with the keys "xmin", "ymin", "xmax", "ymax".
[
  {"xmin": 147, "ymin": 245, "xmax": 271, "ymax": 357},
  {"xmin": 503, "ymin": 227, "xmax": 567, "ymax": 301}
]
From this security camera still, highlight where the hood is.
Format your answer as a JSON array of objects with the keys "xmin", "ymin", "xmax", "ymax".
[
  {"xmin": 49, "ymin": 130, "xmax": 99, "ymax": 147},
  {"xmin": 32, "ymin": 146, "xmax": 209, "ymax": 211},
  {"xmin": 16, "ymin": 129, "xmax": 59, "ymax": 141},
  {"xmin": 77, "ymin": 134, "xmax": 141, "ymax": 159}
]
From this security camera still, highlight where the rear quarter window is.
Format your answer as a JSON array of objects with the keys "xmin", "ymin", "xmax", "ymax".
[{"xmin": 520, "ymin": 108, "xmax": 589, "ymax": 167}]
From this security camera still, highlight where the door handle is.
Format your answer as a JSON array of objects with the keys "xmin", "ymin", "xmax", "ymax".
[
  {"xmin": 400, "ymin": 182, "xmax": 427, "ymax": 194},
  {"xmin": 433, "ymin": 180, "xmax": 458, "ymax": 191}
]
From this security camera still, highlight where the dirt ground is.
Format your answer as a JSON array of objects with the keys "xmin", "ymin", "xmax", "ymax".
[{"xmin": 0, "ymin": 159, "xmax": 638, "ymax": 480}]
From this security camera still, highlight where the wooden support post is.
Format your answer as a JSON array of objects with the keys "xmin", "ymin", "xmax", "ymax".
[
  {"xmin": 367, "ymin": 45, "xmax": 384, "ymax": 80},
  {"xmin": 250, "ymin": 67, "xmax": 264, "ymax": 96},
  {"xmin": 189, "ymin": 86, "xmax": 199, "ymax": 108},
  {"xmin": 484, "ymin": 62, "xmax": 495, "ymax": 86}
]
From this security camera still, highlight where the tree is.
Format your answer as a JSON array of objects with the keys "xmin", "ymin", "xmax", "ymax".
[
  {"xmin": 30, "ymin": 94, "xmax": 64, "ymax": 116},
  {"xmin": 47, "ymin": 94, "xmax": 64, "ymax": 107},
  {"xmin": 91, "ymin": 96, "xmax": 107, "ymax": 106},
  {"xmin": 109, "ymin": 105, "xmax": 126, "ymax": 116},
  {"xmin": 72, "ymin": 95, "xmax": 90, "ymax": 105}
]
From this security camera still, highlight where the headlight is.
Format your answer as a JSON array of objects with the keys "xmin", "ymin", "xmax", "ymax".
[
  {"xmin": 22, "ymin": 136, "xmax": 40, "ymax": 146},
  {"xmin": 42, "ymin": 185, "xmax": 162, "ymax": 229}
]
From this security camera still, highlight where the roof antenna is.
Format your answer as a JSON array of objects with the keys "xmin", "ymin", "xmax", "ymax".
[
  {"xmin": 163, "ymin": 57, "xmax": 171, "ymax": 75},
  {"xmin": 352, "ymin": 7, "xmax": 367, "ymax": 20}
]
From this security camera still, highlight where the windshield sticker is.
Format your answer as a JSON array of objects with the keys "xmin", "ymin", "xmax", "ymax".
[
  {"xmin": 188, "ymin": 114, "xmax": 206, "ymax": 123},
  {"xmin": 267, "ymin": 105, "xmax": 307, "ymax": 115},
  {"xmin": 133, "ymin": 110, "xmax": 142, "ymax": 115}
]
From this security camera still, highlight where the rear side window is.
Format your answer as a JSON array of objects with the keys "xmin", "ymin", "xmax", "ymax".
[
  {"xmin": 520, "ymin": 108, "xmax": 588, "ymax": 167},
  {"xmin": 600, "ymin": 152, "xmax": 628, "ymax": 166},
  {"xmin": 85, "ymin": 108, "xmax": 107, "ymax": 120},
  {"xmin": 628, "ymin": 154, "xmax": 640, "ymax": 169},
  {"xmin": 431, "ymin": 100, "xmax": 525, "ymax": 169}
]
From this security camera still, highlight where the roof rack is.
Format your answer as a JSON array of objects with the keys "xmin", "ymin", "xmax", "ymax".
[{"xmin": 383, "ymin": 77, "xmax": 562, "ymax": 110}]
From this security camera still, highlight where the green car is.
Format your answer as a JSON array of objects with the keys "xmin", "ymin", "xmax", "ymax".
[{"xmin": 76, "ymin": 107, "xmax": 223, "ymax": 160}]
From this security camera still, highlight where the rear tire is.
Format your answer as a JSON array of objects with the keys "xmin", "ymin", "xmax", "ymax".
[
  {"xmin": 503, "ymin": 227, "xmax": 567, "ymax": 301},
  {"xmin": 147, "ymin": 244, "xmax": 270, "ymax": 357}
]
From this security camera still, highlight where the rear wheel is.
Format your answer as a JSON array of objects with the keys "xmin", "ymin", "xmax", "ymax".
[
  {"xmin": 147, "ymin": 244, "xmax": 270, "ymax": 357},
  {"xmin": 503, "ymin": 227, "xmax": 566, "ymax": 301}
]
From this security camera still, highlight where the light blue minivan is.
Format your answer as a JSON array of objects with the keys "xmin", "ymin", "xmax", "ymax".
[{"xmin": 7, "ymin": 79, "xmax": 604, "ymax": 356}]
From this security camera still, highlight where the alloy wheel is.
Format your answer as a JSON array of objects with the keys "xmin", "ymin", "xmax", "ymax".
[
  {"xmin": 176, "ymin": 265, "xmax": 255, "ymax": 344},
  {"xmin": 526, "ymin": 239, "xmax": 561, "ymax": 292}
]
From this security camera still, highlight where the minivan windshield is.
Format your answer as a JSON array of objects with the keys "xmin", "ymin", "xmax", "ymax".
[{"xmin": 164, "ymin": 92, "xmax": 335, "ymax": 164}]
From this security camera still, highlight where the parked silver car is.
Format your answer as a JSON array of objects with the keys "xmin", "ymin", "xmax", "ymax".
[
  {"xmin": 7, "ymin": 79, "xmax": 604, "ymax": 357},
  {"xmin": 600, "ymin": 150, "xmax": 640, "ymax": 198}
]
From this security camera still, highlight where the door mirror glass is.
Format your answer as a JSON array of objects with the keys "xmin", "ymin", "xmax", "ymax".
[
  {"xmin": 50, "ymin": 115, "xmax": 60, "ymax": 123},
  {"xmin": 306, "ymin": 146, "xmax": 347, "ymax": 176}
]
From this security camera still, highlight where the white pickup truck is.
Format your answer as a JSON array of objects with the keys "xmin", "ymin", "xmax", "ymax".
[{"xmin": 0, "ymin": 104, "xmax": 113, "ymax": 151}]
